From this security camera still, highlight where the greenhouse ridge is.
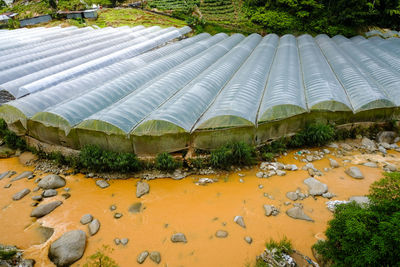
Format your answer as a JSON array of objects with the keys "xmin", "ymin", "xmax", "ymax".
[{"xmin": 1, "ymin": 26, "xmax": 400, "ymax": 155}]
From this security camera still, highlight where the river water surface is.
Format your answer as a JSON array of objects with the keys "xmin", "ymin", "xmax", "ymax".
[{"xmin": 0, "ymin": 148, "xmax": 398, "ymax": 266}]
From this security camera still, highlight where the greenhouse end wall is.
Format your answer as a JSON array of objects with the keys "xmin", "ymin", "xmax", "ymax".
[{"xmin": 16, "ymin": 107, "xmax": 400, "ymax": 156}]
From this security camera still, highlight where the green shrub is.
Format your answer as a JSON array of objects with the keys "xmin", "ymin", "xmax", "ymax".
[
  {"xmin": 313, "ymin": 172, "xmax": 400, "ymax": 266},
  {"xmin": 259, "ymin": 138, "xmax": 287, "ymax": 156},
  {"xmin": 289, "ymin": 123, "xmax": 335, "ymax": 147},
  {"xmin": 254, "ymin": 237, "xmax": 293, "ymax": 267},
  {"xmin": 0, "ymin": 118, "xmax": 26, "ymax": 150},
  {"xmin": 210, "ymin": 141, "xmax": 255, "ymax": 169},
  {"xmin": 250, "ymin": 9, "xmax": 299, "ymax": 34},
  {"xmin": 0, "ymin": 245, "xmax": 17, "ymax": 260},
  {"xmin": 261, "ymin": 152, "xmax": 274, "ymax": 162},
  {"xmin": 83, "ymin": 245, "xmax": 118, "ymax": 267},
  {"xmin": 155, "ymin": 152, "xmax": 180, "ymax": 171},
  {"xmin": 79, "ymin": 145, "xmax": 141, "ymax": 173}
]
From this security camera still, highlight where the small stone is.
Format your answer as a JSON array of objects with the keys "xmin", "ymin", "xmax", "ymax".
[
  {"xmin": 80, "ymin": 214, "xmax": 93, "ymax": 225},
  {"xmin": 258, "ymin": 184, "xmax": 264, "ymax": 189},
  {"xmin": 4, "ymin": 183, "xmax": 11, "ymax": 188},
  {"xmin": 114, "ymin": 238, "xmax": 120, "ymax": 245},
  {"xmin": 286, "ymin": 207, "xmax": 314, "ymax": 222},
  {"xmin": 27, "ymin": 174, "xmax": 35, "ymax": 180},
  {"xmin": 31, "ymin": 202, "xmax": 38, "ymax": 207},
  {"xmin": 363, "ymin": 162, "xmax": 378, "ymax": 168},
  {"xmin": 149, "ymin": 251, "xmax": 161, "ymax": 264},
  {"xmin": 385, "ymin": 164, "xmax": 397, "ymax": 172},
  {"xmin": 32, "ymin": 186, "xmax": 40, "ymax": 192},
  {"xmin": 256, "ymin": 172, "xmax": 264, "ymax": 178},
  {"xmin": 276, "ymin": 170, "xmax": 286, "ymax": 176},
  {"xmin": 120, "ymin": 238, "xmax": 129, "ymax": 245},
  {"xmin": 114, "ymin": 213, "xmax": 123, "ymax": 219},
  {"xmin": 88, "ymin": 219, "xmax": 100, "ymax": 236},
  {"xmin": 32, "ymin": 195, "xmax": 43, "ymax": 201},
  {"xmin": 323, "ymin": 149, "xmax": 330, "ymax": 154},
  {"xmin": 377, "ymin": 131, "xmax": 397, "ymax": 144},
  {"xmin": 239, "ymin": 178, "xmax": 244, "ymax": 183},
  {"xmin": 129, "ymin": 202, "xmax": 142, "ymax": 213},
  {"xmin": 12, "ymin": 188, "xmax": 30, "ymax": 200},
  {"xmin": 286, "ymin": 191, "xmax": 298, "ymax": 201},
  {"xmin": 215, "ymin": 230, "xmax": 228, "ymax": 238},
  {"xmin": 284, "ymin": 201, "xmax": 291, "ymax": 206},
  {"xmin": 263, "ymin": 205, "xmax": 273, "ymax": 216},
  {"xmin": 110, "ymin": 205, "xmax": 117, "ymax": 211},
  {"xmin": 238, "ymin": 173, "xmax": 245, "ymax": 177},
  {"xmin": 171, "ymin": 233, "xmax": 187, "ymax": 243},
  {"xmin": 137, "ymin": 251, "xmax": 149, "ymax": 264},
  {"xmin": 62, "ymin": 193, "xmax": 71, "ymax": 199},
  {"xmin": 95, "ymin": 179, "xmax": 110, "ymax": 189},
  {"xmin": 329, "ymin": 158, "xmax": 339, "ymax": 168},
  {"xmin": 244, "ymin": 236, "xmax": 252, "ymax": 244},
  {"xmin": 64, "ymin": 188, "xmax": 70, "ymax": 192},
  {"xmin": 349, "ymin": 196, "xmax": 370, "ymax": 206},
  {"xmin": 42, "ymin": 189, "xmax": 57, "ymax": 198},
  {"xmin": 345, "ymin": 167, "xmax": 364, "ymax": 179},
  {"xmin": 136, "ymin": 181, "xmax": 150, "ymax": 198},
  {"xmin": 379, "ymin": 146, "xmax": 387, "ymax": 154},
  {"xmin": 11, "ymin": 171, "xmax": 33, "ymax": 182},
  {"xmin": 322, "ymin": 192, "xmax": 336, "ymax": 199},
  {"xmin": 234, "ymin": 215, "xmax": 246, "ymax": 228}
]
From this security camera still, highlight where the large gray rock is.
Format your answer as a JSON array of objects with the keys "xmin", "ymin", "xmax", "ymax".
[
  {"xmin": 11, "ymin": 171, "xmax": 33, "ymax": 182},
  {"xmin": 137, "ymin": 251, "xmax": 149, "ymax": 264},
  {"xmin": 345, "ymin": 167, "xmax": 364, "ymax": 179},
  {"xmin": 12, "ymin": 188, "xmax": 30, "ymax": 200},
  {"xmin": 80, "ymin": 214, "xmax": 93, "ymax": 225},
  {"xmin": 136, "ymin": 181, "xmax": 149, "ymax": 198},
  {"xmin": 38, "ymin": 175, "xmax": 66, "ymax": 189},
  {"xmin": 31, "ymin": 201, "xmax": 62, "ymax": 218},
  {"xmin": 286, "ymin": 207, "xmax": 314, "ymax": 222},
  {"xmin": 377, "ymin": 131, "xmax": 397, "ymax": 144},
  {"xmin": 234, "ymin": 215, "xmax": 246, "ymax": 228},
  {"xmin": 363, "ymin": 162, "xmax": 378, "ymax": 168},
  {"xmin": 171, "ymin": 233, "xmax": 187, "ymax": 243},
  {"xmin": 149, "ymin": 251, "xmax": 161, "ymax": 264},
  {"xmin": 303, "ymin": 177, "xmax": 328, "ymax": 196},
  {"xmin": 95, "ymin": 179, "xmax": 109, "ymax": 189},
  {"xmin": 0, "ymin": 171, "xmax": 11, "ymax": 180},
  {"xmin": 88, "ymin": 219, "xmax": 100, "ymax": 236},
  {"xmin": 263, "ymin": 204, "xmax": 279, "ymax": 216},
  {"xmin": 361, "ymin": 137, "xmax": 377, "ymax": 151},
  {"xmin": 48, "ymin": 230, "xmax": 86, "ymax": 267}
]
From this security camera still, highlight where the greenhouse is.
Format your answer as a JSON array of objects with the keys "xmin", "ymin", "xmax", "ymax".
[{"xmin": 1, "ymin": 26, "xmax": 400, "ymax": 155}]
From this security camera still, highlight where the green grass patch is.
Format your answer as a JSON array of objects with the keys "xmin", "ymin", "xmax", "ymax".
[
  {"xmin": 155, "ymin": 152, "xmax": 181, "ymax": 171},
  {"xmin": 210, "ymin": 141, "xmax": 256, "ymax": 169}
]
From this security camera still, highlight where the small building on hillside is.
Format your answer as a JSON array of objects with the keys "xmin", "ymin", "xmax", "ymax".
[{"xmin": 19, "ymin": 14, "xmax": 52, "ymax": 27}]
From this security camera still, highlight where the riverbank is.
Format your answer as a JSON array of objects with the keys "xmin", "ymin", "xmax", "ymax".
[{"xmin": 1, "ymin": 137, "xmax": 398, "ymax": 266}]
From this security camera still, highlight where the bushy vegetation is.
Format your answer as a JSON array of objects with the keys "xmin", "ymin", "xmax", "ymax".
[
  {"xmin": 313, "ymin": 172, "xmax": 400, "ymax": 266},
  {"xmin": 155, "ymin": 152, "xmax": 181, "ymax": 171},
  {"xmin": 79, "ymin": 144, "xmax": 141, "ymax": 173},
  {"xmin": 83, "ymin": 245, "xmax": 118, "ymax": 267},
  {"xmin": 210, "ymin": 141, "xmax": 256, "ymax": 169},
  {"xmin": 0, "ymin": 119, "xmax": 26, "ymax": 150},
  {"xmin": 245, "ymin": 0, "xmax": 400, "ymax": 36},
  {"xmin": 253, "ymin": 237, "xmax": 293, "ymax": 267},
  {"xmin": 289, "ymin": 123, "xmax": 335, "ymax": 147}
]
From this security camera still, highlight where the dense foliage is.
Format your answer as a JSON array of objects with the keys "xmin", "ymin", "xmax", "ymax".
[
  {"xmin": 155, "ymin": 152, "xmax": 180, "ymax": 171},
  {"xmin": 313, "ymin": 172, "xmax": 400, "ymax": 266},
  {"xmin": 244, "ymin": 0, "xmax": 400, "ymax": 36},
  {"xmin": 0, "ymin": 119, "xmax": 26, "ymax": 150},
  {"xmin": 210, "ymin": 141, "xmax": 256, "ymax": 169},
  {"xmin": 79, "ymin": 144, "xmax": 141, "ymax": 173},
  {"xmin": 289, "ymin": 123, "xmax": 335, "ymax": 147},
  {"xmin": 253, "ymin": 238, "xmax": 293, "ymax": 267}
]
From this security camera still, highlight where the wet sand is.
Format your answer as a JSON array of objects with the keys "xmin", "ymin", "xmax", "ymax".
[{"xmin": 0, "ymin": 148, "xmax": 397, "ymax": 266}]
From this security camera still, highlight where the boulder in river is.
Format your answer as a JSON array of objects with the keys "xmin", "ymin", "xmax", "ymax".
[
  {"xmin": 286, "ymin": 207, "xmax": 314, "ymax": 222},
  {"xmin": 286, "ymin": 191, "xmax": 298, "ymax": 201},
  {"xmin": 136, "ymin": 181, "xmax": 149, "ymax": 198},
  {"xmin": 303, "ymin": 177, "xmax": 328, "ymax": 196},
  {"xmin": 244, "ymin": 236, "xmax": 252, "ymax": 244},
  {"xmin": 95, "ymin": 179, "xmax": 109, "ymax": 189},
  {"xmin": 345, "ymin": 167, "xmax": 364, "ymax": 179},
  {"xmin": 377, "ymin": 131, "xmax": 397, "ymax": 144},
  {"xmin": 11, "ymin": 171, "xmax": 33, "ymax": 182},
  {"xmin": 38, "ymin": 174, "xmax": 66, "ymax": 189},
  {"xmin": 42, "ymin": 189, "xmax": 58, "ymax": 198},
  {"xmin": 31, "ymin": 201, "xmax": 62, "ymax": 218},
  {"xmin": 215, "ymin": 230, "xmax": 228, "ymax": 238},
  {"xmin": 88, "ymin": 219, "xmax": 100, "ymax": 236},
  {"xmin": 48, "ymin": 230, "xmax": 86, "ymax": 267},
  {"xmin": 171, "ymin": 233, "xmax": 187, "ymax": 243},
  {"xmin": 12, "ymin": 188, "xmax": 30, "ymax": 200},
  {"xmin": 329, "ymin": 158, "xmax": 339, "ymax": 168}
]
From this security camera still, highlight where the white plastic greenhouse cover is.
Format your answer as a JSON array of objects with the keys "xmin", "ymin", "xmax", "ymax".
[
  {"xmin": 1, "ymin": 26, "xmax": 190, "ymax": 98},
  {"xmin": 315, "ymin": 34, "xmax": 394, "ymax": 112},
  {"xmin": 3, "ymin": 33, "xmax": 211, "ymax": 127},
  {"xmin": 194, "ymin": 34, "xmax": 279, "ymax": 130},
  {"xmin": 258, "ymin": 34, "xmax": 307, "ymax": 123},
  {"xmin": 297, "ymin": 34, "xmax": 352, "ymax": 112},
  {"xmin": 78, "ymin": 33, "xmax": 232, "ymax": 134},
  {"xmin": 333, "ymin": 35, "xmax": 400, "ymax": 105},
  {"xmin": 133, "ymin": 33, "xmax": 260, "ymax": 134}
]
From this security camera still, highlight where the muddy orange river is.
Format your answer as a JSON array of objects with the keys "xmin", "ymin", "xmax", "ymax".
[{"xmin": 0, "ymin": 149, "xmax": 398, "ymax": 266}]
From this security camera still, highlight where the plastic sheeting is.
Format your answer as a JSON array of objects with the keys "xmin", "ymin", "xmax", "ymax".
[
  {"xmin": 194, "ymin": 34, "xmax": 278, "ymax": 130},
  {"xmin": 298, "ymin": 34, "xmax": 352, "ymax": 112},
  {"xmin": 258, "ymin": 34, "xmax": 307, "ymax": 123},
  {"xmin": 133, "ymin": 33, "xmax": 260, "ymax": 135},
  {"xmin": 315, "ymin": 34, "xmax": 394, "ymax": 112},
  {"xmin": 77, "ymin": 33, "xmax": 231, "ymax": 135}
]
